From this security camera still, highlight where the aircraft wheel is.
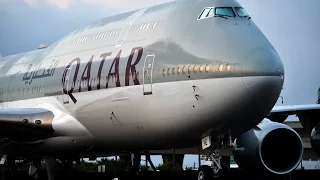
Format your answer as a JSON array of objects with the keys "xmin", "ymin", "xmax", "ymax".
[{"xmin": 198, "ymin": 165, "xmax": 213, "ymax": 180}]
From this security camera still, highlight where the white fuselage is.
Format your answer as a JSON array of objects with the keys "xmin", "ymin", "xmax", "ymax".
[{"xmin": 0, "ymin": 0, "xmax": 284, "ymax": 156}]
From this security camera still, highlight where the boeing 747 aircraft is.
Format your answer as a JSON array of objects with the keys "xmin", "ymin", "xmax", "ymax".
[{"xmin": 0, "ymin": 0, "xmax": 320, "ymax": 179}]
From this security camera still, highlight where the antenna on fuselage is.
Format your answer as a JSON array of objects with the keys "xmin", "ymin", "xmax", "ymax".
[
  {"xmin": 153, "ymin": 0, "xmax": 157, "ymax": 5},
  {"xmin": 37, "ymin": 44, "xmax": 47, "ymax": 49}
]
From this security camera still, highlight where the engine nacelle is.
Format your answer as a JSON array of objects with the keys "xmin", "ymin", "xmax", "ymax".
[
  {"xmin": 233, "ymin": 119, "xmax": 303, "ymax": 174},
  {"xmin": 310, "ymin": 122, "xmax": 320, "ymax": 157},
  {"xmin": 298, "ymin": 111, "xmax": 320, "ymax": 133}
]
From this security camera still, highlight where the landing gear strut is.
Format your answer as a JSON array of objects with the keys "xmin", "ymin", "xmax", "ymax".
[
  {"xmin": 45, "ymin": 157, "xmax": 57, "ymax": 180},
  {"xmin": 198, "ymin": 134, "xmax": 232, "ymax": 180},
  {"xmin": 204, "ymin": 149, "xmax": 222, "ymax": 176},
  {"xmin": 28, "ymin": 158, "xmax": 41, "ymax": 179}
]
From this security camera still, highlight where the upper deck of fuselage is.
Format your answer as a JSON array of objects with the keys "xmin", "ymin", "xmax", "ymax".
[
  {"xmin": 0, "ymin": 0, "xmax": 276, "ymax": 84},
  {"xmin": 0, "ymin": 0, "xmax": 246, "ymax": 77},
  {"xmin": 35, "ymin": 0, "xmax": 245, "ymax": 58},
  {"xmin": 0, "ymin": 0, "xmax": 284, "ymax": 105}
]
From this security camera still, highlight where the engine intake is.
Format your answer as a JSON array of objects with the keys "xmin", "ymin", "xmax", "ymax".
[{"xmin": 233, "ymin": 119, "xmax": 303, "ymax": 174}]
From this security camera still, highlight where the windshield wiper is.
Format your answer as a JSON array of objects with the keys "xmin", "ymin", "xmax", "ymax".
[{"xmin": 215, "ymin": 14, "xmax": 228, "ymax": 19}]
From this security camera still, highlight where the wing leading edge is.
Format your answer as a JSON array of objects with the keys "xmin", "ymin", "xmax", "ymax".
[
  {"xmin": 267, "ymin": 104, "xmax": 320, "ymax": 133},
  {"xmin": 269, "ymin": 104, "xmax": 320, "ymax": 116}
]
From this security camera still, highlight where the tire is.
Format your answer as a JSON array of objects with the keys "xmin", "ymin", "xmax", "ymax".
[{"xmin": 198, "ymin": 165, "xmax": 213, "ymax": 180}]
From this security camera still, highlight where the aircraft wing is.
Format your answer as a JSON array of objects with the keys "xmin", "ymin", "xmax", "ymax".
[
  {"xmin": 267, "ymin": 104, "xmax": 320, "ymax": 131},
  {"xmin": 269, "ymin": 104, "xmax": 320, "ymax": 116},
  {"xmin": 0, "ymin": 108, "xmax": 55, "ymax": 142},
  {"xmin": 0, "ymin": 104, "xmax": 90, "ymax": 143}
]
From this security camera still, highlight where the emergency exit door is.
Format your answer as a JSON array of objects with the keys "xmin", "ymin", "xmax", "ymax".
[
  {"xmin": 62, "ymin": 67, "xmax": 71, "ymax": 104},
  {"xmin": 115, "ymin": 9, "xmax": 145, "ymax": 47},
  {"xmin": 143, "ymin": 55, "xmax": 155, "ymax": 95}
]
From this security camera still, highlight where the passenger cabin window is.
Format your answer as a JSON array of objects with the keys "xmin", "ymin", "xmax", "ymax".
[
  {"xmin": 235, "ymin": 7, "xmax": 249, "ymax": 17},
  {"xmin": 215, "ymin": 7, "xmax": 235, "ymax": 17},
  {"xmin": 153, "ymin": 21, "xmax": 157, "ymax": 28}
]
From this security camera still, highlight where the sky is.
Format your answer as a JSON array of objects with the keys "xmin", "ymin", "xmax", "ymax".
[{"xmin": 0, "ymin": 0, "xmax": 320, "ymax": 167}]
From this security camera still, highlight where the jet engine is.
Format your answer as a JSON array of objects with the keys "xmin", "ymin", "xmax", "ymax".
[
  {"xmin": 310, "ymin": 122, "xmax": 320, "ymax": 157},
  {"xmin": 298, "ymin": 111, "xmax": 320, "ymax": 133},
  {"xmin": 233, "ymin": 119, "xmax": 303, "ymax": 174}
]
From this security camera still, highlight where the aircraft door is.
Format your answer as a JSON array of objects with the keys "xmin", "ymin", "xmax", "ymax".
[
  {"xmin": 7, "ymin": 71, "xmax": 19, "ymax": 102},
  {"xmin": 115, "ymin": 9, "xmax": 145, "ymax": 47},
  {"xmin": 115, "ymin": 21, "xmax": 132, "ymax": 48},
  {"xmin": 62, "ymin": 67, "xmax": 71, "ymax": 104},
  {"xmin": 143, "ymin": 55, "xmax": 155, "ymax": 95}
]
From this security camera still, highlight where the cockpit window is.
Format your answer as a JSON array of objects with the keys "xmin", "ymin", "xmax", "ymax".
[
  {"xmin": 199, "ymin": 8, "xmax": 211, "ymax": 19},
  {"xmin": 215, "ymin": 7, "xmax": 235, "ymax": 17},
  {"xmin": 208, "ymin": 8, "xmax": 214, "ymax": 17},
  {"xmin": 235, "ymin": 7, "xmax": 249, "ymax": 17}
]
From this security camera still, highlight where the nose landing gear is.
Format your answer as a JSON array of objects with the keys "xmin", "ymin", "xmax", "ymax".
[
  {"xmin": 198, "ymin": 134, "xmax": 232, "ymax": 180},
  {"xmin": 199, "ymin": 148, "xmax": 223, "ymax": 180},
  {"xmin": 198, "ymin": 165, "xmax": 213, "ymax": 180}
]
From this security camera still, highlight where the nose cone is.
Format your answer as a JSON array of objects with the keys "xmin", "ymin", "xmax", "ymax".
[{"xmin": 242, "ymin": 47, "xmax": 284, "ymax": 95}]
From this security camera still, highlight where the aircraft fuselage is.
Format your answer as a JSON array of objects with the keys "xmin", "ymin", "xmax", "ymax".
[{"xmin": 0, "ymin": 0, "xmax": 284, "ymax": 156}]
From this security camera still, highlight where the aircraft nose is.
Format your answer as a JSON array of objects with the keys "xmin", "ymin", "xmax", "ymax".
[{"xmin": 242, "ymin": 47, "xmax": 284, "ymax": 95}]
